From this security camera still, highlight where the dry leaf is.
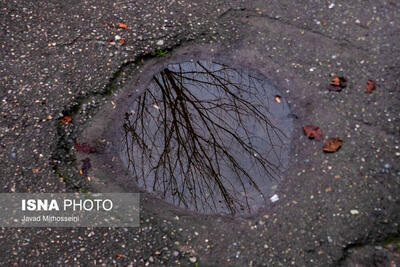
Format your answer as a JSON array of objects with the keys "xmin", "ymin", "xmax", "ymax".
[
  {"xmin": 327, "ymin": 76, "xmax": 347, "ymax": 91},
  {"xmin": 323, "ymin": 138, "xmax": 343, "ymax": 152},
  {"xmin": 325, "ymin": 187, "xmax": 332, "ymax": 192},
  {"xmin": 303, "ymin": 125, "xmax": 322, "ymax": 140},
  {"xmin": 60, "ymin": 116, "xmax": 72, "ymax": 124},
  {"xmin": 118, "ymin": 23, "xmax": 129, "ymax": 29},
  {"xmin": 366, "ymin": 79, "xmax": 376, "ymax": 93},
  {"xmin": 116, "ymin": 253, "xmax": 125, "ymax": 259},
  {"xmin": 106, "ymin": 37, "xmax": 113, "ymax": 43},
  {"xmin": 33, "ymin": 167, "xmax": 41, "ymax": 173},
  {"xmin": 74, "ymin": 143, "xmax": 97, "ymax": 154},
  {"xmin": 118, "ymin": 39, "xmax": 125, "ymax": 45}
]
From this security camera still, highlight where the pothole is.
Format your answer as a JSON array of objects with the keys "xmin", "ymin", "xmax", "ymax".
[{"xmin": 120, "ymin": 60, "xmax": 294, "ymax": 215}]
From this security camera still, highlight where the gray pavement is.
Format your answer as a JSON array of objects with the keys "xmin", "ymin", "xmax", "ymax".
[{"xmin": 0, "ymin": 0, "xmax": 399, "ymax": 266}]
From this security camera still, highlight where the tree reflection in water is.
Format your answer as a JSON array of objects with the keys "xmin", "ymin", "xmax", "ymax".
[{"xmin": 123, "ymin": 61, "xmax": 292, "ymax": 214}]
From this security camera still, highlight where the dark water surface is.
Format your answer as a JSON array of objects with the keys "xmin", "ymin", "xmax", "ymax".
[{"xmin": 122, "ymin": 60, "xmax": 293, "ymax": 215}]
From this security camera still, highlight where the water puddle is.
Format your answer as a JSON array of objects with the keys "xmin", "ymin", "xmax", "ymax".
[{"xmin": 121, "ymin": 60, "xmax": 293, "ymax": 215}]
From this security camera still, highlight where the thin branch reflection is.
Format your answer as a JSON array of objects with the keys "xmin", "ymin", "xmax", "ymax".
[{"xmin": 123, "ymin": 61, "xmax": 292, "ymax": 214}]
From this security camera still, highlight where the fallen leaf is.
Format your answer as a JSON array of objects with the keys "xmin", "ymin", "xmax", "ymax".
[
  {"xmin": 81, "ymin": 158, "xmax": 91, "ymax": 176},
  {"xmin": 60, "ymin": 116, "xmax": 72, "ymax": 124},
  {"xmin": 74, "ymin": 143, "xmax": 97, "ymax": 154},
  {"xmin": 118, "ymin": 40, "xmax": 125, "ymax": 45},
  {"xmin": 118, "ymin": 23, "xmax": 129, "ymax": 29},
  {"xmin": 366, "ymin": 79, "xmax": 376, "ymax": 93},
  {"xmin": 325, "ymin": 187, "xmax": 332, "ymax": 192},
  {"xmin": 327, "ymin": 76, "xmax": 347, "ymax": 91},
  {"xmin": 323, "ymin": 138, "xmax": 343, "ymax": 152},
  {"xmin": 116, "ymin": 253, "xmax": 125, "ymax": 259},
  {"xmin": 106, "ymin": 37, "xmax": 113, "ymax": 43},
  {"xmin": 303, "ymin": 125, "xmax": 322, "ymax": 140},
  {"xmin": 32, "ymin": 167, "xmax": 41, "ymax": 173}
]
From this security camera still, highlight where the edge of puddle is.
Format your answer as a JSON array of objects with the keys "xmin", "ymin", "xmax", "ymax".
[{"xmin": 76, "ymin": 43, "xmax": 326, "ymax": 221}]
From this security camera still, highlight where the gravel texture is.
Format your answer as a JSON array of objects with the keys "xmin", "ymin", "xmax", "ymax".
[{"xmin": 1, "ymin": 0, "xmax": 399, "ymax": 266}]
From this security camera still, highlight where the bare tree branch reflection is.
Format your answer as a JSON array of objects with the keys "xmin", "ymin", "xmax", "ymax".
[{"xmin": 123, "ymin": 61, "xmax": 290, "ymax": 214}]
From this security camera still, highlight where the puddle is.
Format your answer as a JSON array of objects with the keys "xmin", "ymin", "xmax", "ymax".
[{"xmin": 121, "ymin": 60, "xmax": 293, "ymax": 215}]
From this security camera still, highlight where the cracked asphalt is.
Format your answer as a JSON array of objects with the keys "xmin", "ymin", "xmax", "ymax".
[{"xmin": 1, "ymin": 0, "xmax": 399, "ymax": 266}]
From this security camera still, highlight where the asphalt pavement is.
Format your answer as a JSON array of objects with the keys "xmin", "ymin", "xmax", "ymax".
[{"xmin": 0, "ymin": 0, "xmax": 399, "ymax": 266}]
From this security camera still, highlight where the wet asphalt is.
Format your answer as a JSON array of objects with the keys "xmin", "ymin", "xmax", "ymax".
[{"xmin": 1, "ymin": 0, "xmax": 399, "ymax": 266}]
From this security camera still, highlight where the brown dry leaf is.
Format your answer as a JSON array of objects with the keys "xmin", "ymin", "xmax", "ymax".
[
  {"xmin": 106, "ymin": 37, "xmax": 113, "ymax": 43},
  {"xmin": 366, "ymin": 79, "xmax": 376, "ymax": 93},
  {"xmin": 60, "ymin": 116, "xmax": 72, "ymax": 124},
  {"xmin": 327, "ymin": 76, "xmax": 347, "ymax": 91},
  {"xmin": 33, "ymin": 167, "xmax": 41, "ymax": 173},
  {"xmin": 118, "ymin": 39, "xmax": 125, "ymax": 45},
  {"xmin": 331, "ymin": 76, "xmax": 341, "ymax": 86},
  {"xmin": 303, "ymin": 125, "xmax": 322, "ymax": 140},
  {"xmin": 118, "ymin": 23, "xmax": 129, "ymax": 29},
  {"xmin": 325, "ymin": 187, "xmax": 332, "ymax": 192},
  {"xmin": 323, "ymin": 138, "xmax": 343, "ymax": 153},
  {"xmin": 116, "ymin": 253, "xmax": 125, "ymax": 259}
]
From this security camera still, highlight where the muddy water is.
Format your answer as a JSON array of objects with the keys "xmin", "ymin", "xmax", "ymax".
[{"xmin": 121, "ymin": 60, "xmax": 293, "ymax": 215}]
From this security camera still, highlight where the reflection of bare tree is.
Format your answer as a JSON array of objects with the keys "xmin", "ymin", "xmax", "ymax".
[{"xmin": 123, "ymin": 61, "xmax": 289, "ymax": 214}]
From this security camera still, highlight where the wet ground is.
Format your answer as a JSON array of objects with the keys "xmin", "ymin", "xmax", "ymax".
[
  {"xmin": 1, "ymin": 0, "xmax": 399, "ymax": 266},
  {"xmin": 121, "ymin": 60, "xmax": 293, "ymax": 215}
]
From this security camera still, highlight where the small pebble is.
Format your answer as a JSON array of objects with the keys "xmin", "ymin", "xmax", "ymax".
[
  {"xmin": 270, "ymin": 194, "xmax": 279, "ymax": 202},
  {"xmin": 350, "ymin": 210, "xmax": 359, "ymax": 215},
  {"xmin": 189, "ymin": 257, "xmax": 197, "ymax": 263},
  {"xmin": 156, "ymin": 40, "xmax": 164, "ymax": 46}
]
